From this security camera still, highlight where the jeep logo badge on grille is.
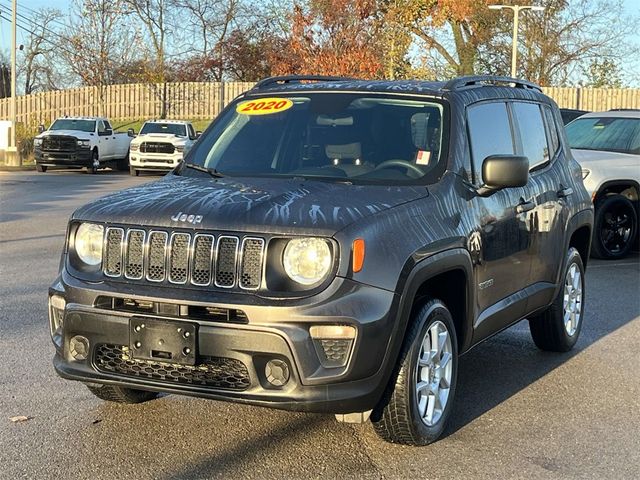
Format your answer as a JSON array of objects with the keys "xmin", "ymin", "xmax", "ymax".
[{"xmin": 171, "ymin": 212, "xmax": 203, "ymax": 224}]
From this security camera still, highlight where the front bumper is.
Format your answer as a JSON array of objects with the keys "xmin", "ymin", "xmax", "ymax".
[
  {"xmin": 130, "ymin": 152, "xmax": 183, "ymax": 170},
  {"xmin": 50, "ymin": 271, "xmax": 399, "ymax": 413},
  {"xmin": 35, "ymin": 148, "xmax": 92, "ymax": 167}
]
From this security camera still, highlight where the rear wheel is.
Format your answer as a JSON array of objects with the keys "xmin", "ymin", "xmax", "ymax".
[
  {"xmin": 591, "ymin": 194, "xmax": 637, "ymax": 259},
  {"xmin": 372, "ymin": 299, "xmax": 458, "ymax": 445},
  {"xmin": 116, "ymin": 152, "xmax": 130, "ymax": 171},
  {"xmin": 529, "ymin": 247, "xmax": 585, "ymax": 352},
  {"xmin": 36, "ymin": 165, "xmax": 47, "ymax": 173},
  {"xmin": 86, "ymin": 384, "xmax": 158, "ymax": 404}
]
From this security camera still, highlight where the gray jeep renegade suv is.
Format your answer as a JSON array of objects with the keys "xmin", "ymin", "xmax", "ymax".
[{"xmin": 50, "ymin": 75, "xmax": 593, "ymax": 445}]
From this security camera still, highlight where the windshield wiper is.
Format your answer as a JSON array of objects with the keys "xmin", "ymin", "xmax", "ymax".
[{"xmin": 183, "ymin": 162, "xmax": 225, "ymax": 178}]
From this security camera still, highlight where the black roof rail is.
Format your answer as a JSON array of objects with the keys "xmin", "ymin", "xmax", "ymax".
[
  {"xmin": 443, "ymin": 75, "xmax": 542, "ymax": 92},
  {"xmin": 252, "ymin": 75, "xmax": 356, "ymax": 90}
]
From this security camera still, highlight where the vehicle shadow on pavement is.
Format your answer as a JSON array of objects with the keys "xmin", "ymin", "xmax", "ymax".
[{"xmin": 444, "ymin": 259, "xmax": 640, "ymax": 438}]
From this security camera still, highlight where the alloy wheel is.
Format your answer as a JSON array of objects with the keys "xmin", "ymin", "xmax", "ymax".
[{"xmin": 563, "ymin": 263, "xmax": 582, "ymax": 336}]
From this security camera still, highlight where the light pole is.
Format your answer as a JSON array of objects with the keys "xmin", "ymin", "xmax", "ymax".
[{"xmin": 489, "ymin": 4, "xmax": 544, "ymax": 78}]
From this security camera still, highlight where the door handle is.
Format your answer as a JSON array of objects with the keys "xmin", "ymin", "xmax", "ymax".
[
  {"xmin": 557, "ymin": 186, "xmax": 573, "ymax": 198},
  {"xmin": 516, "ymin": 200, "xmax": 535, "ymax": 214}
]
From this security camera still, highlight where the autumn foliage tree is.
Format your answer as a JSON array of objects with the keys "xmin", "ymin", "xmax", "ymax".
[{"xmin": 272, "ymin": 0, "xmax": 384, "ymax": 78}]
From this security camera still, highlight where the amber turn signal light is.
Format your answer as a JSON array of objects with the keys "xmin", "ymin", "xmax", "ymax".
[{"xmin": 352, "ymin": 238, "xmax": 365, "ymax": 273}]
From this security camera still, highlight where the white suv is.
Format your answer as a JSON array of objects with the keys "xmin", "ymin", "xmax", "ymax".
[
  {"xmin": 566, "ymin": 110, "xmax": 640, "ymax": 259},
  {"xmin": 129, "ymin": 120, "xmax": 199, "ymax": 176}
]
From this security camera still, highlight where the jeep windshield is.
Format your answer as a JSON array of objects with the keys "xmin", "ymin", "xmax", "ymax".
[
  {"xmin": 140, "ymin": 122, "xmax": 187, "ymax": 137},
  {"xmin": 566, "ymin": 116, "xmax": 640, "ymax": 155},
  {"xmin": 184, "ymin": 93, "xmax": 446, "ymax": 184},
  {"xmin": 50, "ymin": 119, "xmax": 96, "ymax": 133}
]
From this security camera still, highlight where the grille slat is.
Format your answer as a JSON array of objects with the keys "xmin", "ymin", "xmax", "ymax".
[
  {"xmin": 103, "ymin": 228, "xmax": 262, "ymax": 290},
  {"xmin": 215, "ymin": 236, "xmax": 239, "ymax": 288},
  {"xmin": 239, "ymin": 238, "xmax": 264, "ymax": 290},
  {"xmin": 124, "ymin": 230, "xmax": 145, "ymax": 279},
  {"xmin": 140, "ymin": 142, "xmax": 175, "ymax": 154},
  {"xmin": 104, "ymin": 228, "xmax": 124, "ymax": 277},
  {"xmin": 169, "ymin": 233, "xmax": 191, "ymax": 284}
]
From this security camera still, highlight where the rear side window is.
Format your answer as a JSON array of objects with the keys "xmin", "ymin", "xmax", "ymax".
[
  {"xmin": 511, "ymin": 102, "xmax": 549, "ymax": 169},
  {"xmin": 543, "ymin": 106, "xmax": 560, "ymax": 157},
  {"xmin": 467, "ymin": 102, "xmax": 515, "ymax": 182}
]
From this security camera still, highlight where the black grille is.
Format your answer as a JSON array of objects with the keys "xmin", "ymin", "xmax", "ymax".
[
  {"xmin": 239, "ymin": 238, "xmax": 264, "ymax": 289},
  {"xmin": 103, "ymin": 228, "xmax": 263, "ymax": 290},
  {"xmin": 42, "ymin": 135, "xmax": 77, "ymax": 151},
  {"xmin": 215, "ymin": 237, "xmax": 238, "ymax": 287},
  {"xmin": 140, "ymin": 142, "xmax": 175, "ymax": 154},
  {"xmin": 191, "ymin": 235, "xmax": 214, "ymax": 285},
  {"xmin": 125, "ymin": 230, "xmax": 145, "ymax": 279},
  {"xmin": 104, "ymin": 228, "xmax": 124, "ymax": 276},
  {"xmin": 94, "ymin": 344, "xmax": 251, "ymax": 390},
  {"xmin": 147, "ymin": 231, "xmax": 167, "ymax": 281}
]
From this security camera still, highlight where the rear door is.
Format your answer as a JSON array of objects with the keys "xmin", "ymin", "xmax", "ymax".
[
  {"xmin": 466, "ymin": 101, "xmax": 534, "ymax": 341},
  {"xmin": 511, "ymin": 102, "xmax": 569, "ymax": 311},
  {"xmin": 97, "ymin": 120, "xmax": 115, "ymax": 159}
]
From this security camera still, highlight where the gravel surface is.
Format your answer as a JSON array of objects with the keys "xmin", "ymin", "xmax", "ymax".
[{"xmin": 1, "ymin": 170, "xmax": 639, "ymax": 479}]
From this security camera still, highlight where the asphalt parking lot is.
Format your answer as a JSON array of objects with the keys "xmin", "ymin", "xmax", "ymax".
[{"xmin": 1, "ymin": 169, "xmax": 639, "ymax": 480}]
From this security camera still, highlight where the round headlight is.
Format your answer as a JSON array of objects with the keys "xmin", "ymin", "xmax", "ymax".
[
  {"xmin": 283, "ymin": 238, "xmax": 332, "ymax": 286},
  {"xmin": 75, "ymin": 223, "xmax": 104, "ymax": 266}
]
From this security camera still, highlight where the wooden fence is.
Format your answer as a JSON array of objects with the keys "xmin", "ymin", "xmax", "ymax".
[{"xmin": 1, "ymin": 82, "xmax": 638, "ymax": 126}]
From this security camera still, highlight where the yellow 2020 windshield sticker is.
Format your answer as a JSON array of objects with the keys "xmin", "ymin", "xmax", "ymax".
[{"xmin": 236, "ymin": 98, "xmax": 293, "ymax": 115}]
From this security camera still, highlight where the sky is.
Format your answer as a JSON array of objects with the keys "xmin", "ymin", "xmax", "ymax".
[{"xmin": 1, "ymin": 0, "xmax": 639, "ymax": 86}]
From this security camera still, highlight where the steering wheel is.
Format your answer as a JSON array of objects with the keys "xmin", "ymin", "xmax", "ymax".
[{"xmin": 374, "ymin": 159, "xmax": 424, "ymax": 178}]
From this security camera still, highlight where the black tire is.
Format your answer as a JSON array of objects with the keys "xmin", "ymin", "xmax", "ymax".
[
  {"xmin": 116, "ymin": 152, "xmax": 130, "ymax": 171},
  {"xmin": 372, "ymin": 299, "xmax": 458, "ymax": 445},
  {"xmin": 86, "ymin": 150, "xmax": 99, "ymax": 174},
  {"xmin": 36, "ymin": 165, "xmax": 47, "ymax": 173},
  {"xmin": 86, "ymin": 384, "xmax": 158, "ymax": 404},
  {"xmin": 129, "ymin": 166, "xmax": 139, "ymax": 176},
  {"xmin": 529, "ymin": 247, "xmax": 585, "ymax": 352},
  {"xmin": 591, "ymin": 194, "xmax": 637, "ymax": 259}
]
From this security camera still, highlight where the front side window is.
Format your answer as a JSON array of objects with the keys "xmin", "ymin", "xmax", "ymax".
[
  {"xmin": 566, "ymin": 117, "xmax": 640, "ymax": 154},
  {"xmin": 185, "ymin": 93, "xmax": 446, "ymax": 184},
  {"xmin": 467, "ymin": 102, "xmax": 514, "ymax": 182},
  {"xmin": 140, "ymin": 122, "xmax": 188, "ymax": 137},
  {"xmin": 50, "ymin": 119, "xmax": 96, "ymax": 133},
  {"xmin": 512, "ymin": 102, "xmax": 549, "ymax": 169}
]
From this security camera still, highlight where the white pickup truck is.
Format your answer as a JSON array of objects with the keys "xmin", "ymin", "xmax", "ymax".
[
  {"xmin": 34, "ymin": 117, "xmax": 133, "ymax": 173},
  {"xmin": 566, "ymin": 109, "xmax": 640, "ymax": 259},
  {"xmin": 128, "ymin": 120, "xmax": 199, "ymax": 176}
]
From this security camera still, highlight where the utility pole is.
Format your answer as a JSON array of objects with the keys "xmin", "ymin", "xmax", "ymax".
[
  {"xmin": 489, "ymin": 4, "xmax": 545, "ymax": 78},
  {"xmin": 9, "ymin": 0, "xmax": 18, "ymax": 165}
]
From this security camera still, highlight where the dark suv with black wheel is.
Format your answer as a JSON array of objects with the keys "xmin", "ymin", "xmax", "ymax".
[{"xmin": 50, "ymin": 75, "xmax": 593, "ymax": 445}]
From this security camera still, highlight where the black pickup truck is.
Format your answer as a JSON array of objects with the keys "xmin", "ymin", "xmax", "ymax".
[{"xmin": 49, "ymin": 75, "xmax": 593, "ymax": 445}]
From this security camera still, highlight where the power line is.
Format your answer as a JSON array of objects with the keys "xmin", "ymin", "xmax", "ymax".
[{"xmin": 0, "ymin": 0, "xmax": 69, "ymax": 46}]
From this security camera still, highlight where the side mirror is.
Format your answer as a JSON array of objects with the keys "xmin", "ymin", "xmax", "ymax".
[
  {"xmin": 127, "ymin": 128, "xmax": 135, "ymax": 137},
  {"xmin": 196, "ymin": 131, "xmax": 202, "ymax": 138},
  {"xmin": 38, "ymin": 124, "xmax": 45, "ymax": 134},
  {"xmin": 476, "ymin": 155, "xmax": 529, "ymax": 197}
]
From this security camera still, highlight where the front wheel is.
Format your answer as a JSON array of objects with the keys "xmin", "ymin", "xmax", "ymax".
[
  {"xmin": 529, "ymin": 247, "xmax": 585, "ymax": 352},
  {"xmin": 86, "ymin": 150, "xmax": 99, "ymax": 174},
  {"xmin": 372, "ymin": 299, "xmax": 458, "ymax": 445},
  {"xmin": 591, "ymin": 194, "xmax": 637, "ymax": 259},
  {"xmin": 129, "ymin": 166, "xmax": 139, "ymax": 176},
  {"xmin": 36, "ymin": 165, "xmax": 47, "ymax": 173}
]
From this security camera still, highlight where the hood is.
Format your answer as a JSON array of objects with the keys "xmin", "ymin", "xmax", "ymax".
[
  {"xmin": 132, "ymin": 133, "xmax": 188, "ymax": 144},
  {"xmin": 571, "ymin": 149, "xmax": 639, "ymax": 168},
  {"xmin": 37, "ymin": 130, "xmax": 90, "ymax": 139},
  {"xmin": 72, "ymin": 174, "xmax": 428, "ymax": 235}
]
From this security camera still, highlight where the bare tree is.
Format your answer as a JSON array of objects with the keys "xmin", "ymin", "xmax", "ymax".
[
  {"xmin": 61, "ymin": 0, "xmax": 138, "ymax": 112},
  {"xmin": 18, "ymin": 9, "xmax": 65, "ymax": 94}
]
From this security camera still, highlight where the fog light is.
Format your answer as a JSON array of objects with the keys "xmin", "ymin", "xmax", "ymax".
[
  {"xmin": 69, "ymin": 335, "xmax": 90, "ymax": 361},
  {"xmin": 310, "ymin": 325, "xmax": 356, "ymax": 368},
  {"xmin": 48, "ymin": 295, "xmax": 66, "ymax": 348},
  {"xmin": 265, "ymin": 359, "xmax": 290, "ymax": 387}
]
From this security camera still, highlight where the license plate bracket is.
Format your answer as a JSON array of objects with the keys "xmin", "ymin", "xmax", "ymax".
[{"xmin": 130, "ymin": 317, "xmax": 197, "ymax": 366}]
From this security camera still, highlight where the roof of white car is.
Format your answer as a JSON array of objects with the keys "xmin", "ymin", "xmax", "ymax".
[
  {"xmin": 55, "ymin": 117, "xmax": 107, "ymax": 121},
  {"xmin": 580, "ymin": 110, "xmax": 640, "ymax": 119}
]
